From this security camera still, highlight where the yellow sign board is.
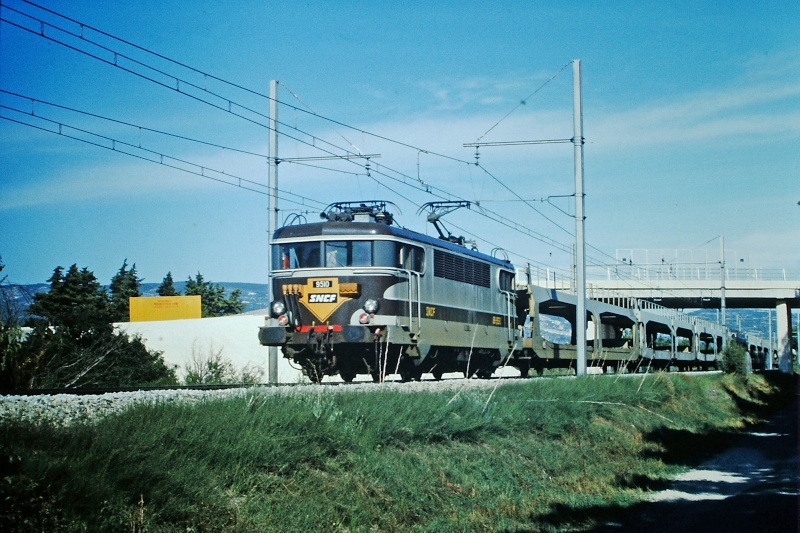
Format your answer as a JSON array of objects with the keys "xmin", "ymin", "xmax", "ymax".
[{"xmin": 129, "ymin": 296, "xmax": 202, "ymax": 322}]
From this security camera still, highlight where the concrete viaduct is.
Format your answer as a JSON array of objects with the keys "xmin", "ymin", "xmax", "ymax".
[
  {"xmin": 517, "ymin": 266, "xmax": 798, "ymax": 373},
  {"xmin": 584, "ymin": 268, "xmax": 799, "ymax": 372}
]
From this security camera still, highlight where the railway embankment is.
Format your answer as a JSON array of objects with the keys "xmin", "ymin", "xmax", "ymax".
[{"xmin": 1, "ymin": 372, "xmax": 795, "ymax": 532}]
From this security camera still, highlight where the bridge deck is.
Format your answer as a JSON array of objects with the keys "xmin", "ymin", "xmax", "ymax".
[{"xmin": 585, "ymin": 279, "xmax": 800, "ymax": 308}]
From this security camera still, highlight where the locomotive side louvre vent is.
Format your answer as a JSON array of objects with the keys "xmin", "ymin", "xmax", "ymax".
[{"xmin": 433, "ymin": 249, "xmax": 491, "ymax": 288}]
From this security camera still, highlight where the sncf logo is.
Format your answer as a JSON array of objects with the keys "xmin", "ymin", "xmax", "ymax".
[
  {"xmin": 301, "ymin": 278, "xmax": 350, "ymax": 322},
  {"xmin": 308, "ymin": 293, "xmax": 338, "ymax": 303}
]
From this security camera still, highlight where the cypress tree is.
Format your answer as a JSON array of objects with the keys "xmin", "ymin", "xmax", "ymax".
[
  {"xmin": 28, "ymin": 264, "xmax": 112, "ymax": 332},
  {"xmin": 109, "ymin": 259, "xmax": 142, "ymax": 322},
  {"xmin": 184, "ymin": 272, "xmax": 245, "ymax": 317},
  {"xmin": 157, "ymin": 271, "xmax": 178, "ymax": 296}
]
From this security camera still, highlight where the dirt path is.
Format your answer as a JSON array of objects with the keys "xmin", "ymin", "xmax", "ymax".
[{"xmin": 596, "ymin": 388, "xmax": 799, "ymax": 532}]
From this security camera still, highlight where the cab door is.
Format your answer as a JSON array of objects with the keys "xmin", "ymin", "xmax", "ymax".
[
  {"xmin": 499, "ymin": 269, "xmax": 517, "ymax": 343},
  {"xmin": 400, "ymin": 244, "xmax": 424, "ymax": 336}
]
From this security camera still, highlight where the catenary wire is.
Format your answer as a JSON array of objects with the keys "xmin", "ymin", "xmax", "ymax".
[
  {"xmin": 0, "ymin": 111, "xmax": 326, "ymax": 211},
  {"xmin": 18, "ymin": 0, "xmax": 266, "ymax": 99},
  {"xmin": 0, "ymin": 7, "xmax": 369, "ymax": 163},
  {"xmin": 2, "ymin": 107, "xmax": 681, "ymax": 293},
  {"xmin": 2, "ymin": 4, "xmax": 473, "ymax": 166},
  {"xmin": 474, "ymin": 62, "xmax": 572, "ymax": 143},
  {"xmin": 0, "ymin": 89, "xmax": 269, "ymax": 159},
  {"xmin": 1, "ymin": 94, "xmax": 642, "ymax": 277},
  {"xmin": 476, "ymin": 163, "xmax": 575, "ymax": 237},
  {"xmin": 0, "ymin": 5, "xmax": 588, "ymax": 257},
  {"xmin": 2, "ymin": 3, "xmax": 684, "ymax": 289}
]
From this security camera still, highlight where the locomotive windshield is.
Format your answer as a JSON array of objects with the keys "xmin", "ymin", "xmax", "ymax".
[
  {"xmin": 324, "ymin": 241, "xmax": 372, "ymax": 267},
  {"xmin": 273, "ymin": 240, "xmax": 424, "ymax": 271}
]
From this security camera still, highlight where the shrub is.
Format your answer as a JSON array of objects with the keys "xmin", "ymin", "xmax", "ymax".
[
  {"xmin": 721, "ymin": 342, "xmax": 750, "ymax": 375},
  {"xmin": 184, "ymin": 342, "xmax": 235, "ymax": 384},
  {"xmin": 15, "ymin": 325, "xmax": 177, "ymax": 388},
  {"xmin": 184, "ymin": 342, "xmax": 265, "ymax": 385}
]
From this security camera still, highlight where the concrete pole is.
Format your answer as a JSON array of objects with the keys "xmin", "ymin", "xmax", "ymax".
[
  {"xmin": 570, "ymin": 243, "xmax": 576, "ymax": 292},
  {"xmin": 767, "ymin": 308, "xmax": 774, "ymax": 370},
  {"xmin": 720, "ymin": 235, "xmax": 727, "ymax": 348},
  {"xmin": 267, "ymin": 80, "xmax": 280, "ymax": 384},
  {"xmin": 572, "ymin": 59, "xmax": 587, "ymax": 377},
  {"xmin": 776, "ymin": 300, "xmax": 792, "ymax": 373}
]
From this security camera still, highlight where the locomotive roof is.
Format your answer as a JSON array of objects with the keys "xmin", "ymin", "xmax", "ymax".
[{"xmin": 273, "ymin": 221, "xmax": 514, "ymax": 268}]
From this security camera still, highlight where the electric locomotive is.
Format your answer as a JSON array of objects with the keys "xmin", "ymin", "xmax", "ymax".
[{"xmin": 258, "ymin": 200, "xmax": 522, "ymax": 383}]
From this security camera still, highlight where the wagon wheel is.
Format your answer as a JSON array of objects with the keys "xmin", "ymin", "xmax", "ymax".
[
  {"xmin": 517, "ymin": 360, "xmax": 530, "ymax": 379},
  {"xmin": 339, "ymin": 370, "xmax": 356, "ymax": 383},
  {"xmin": 399, "ymin": 359, "xmax": 423, "ymax": 382},
  {"xmin": 399, "ymin": 367, "xmax": 414, "ymax": 382},
  {"xmin": 476, "ymin": 367, "xmax": 494, "ymax": 379}
]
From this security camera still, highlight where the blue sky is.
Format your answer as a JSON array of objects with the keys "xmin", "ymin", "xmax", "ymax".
[{"xmin": 1, "ymin": 0, "xmax": 798, "ymax": 285}]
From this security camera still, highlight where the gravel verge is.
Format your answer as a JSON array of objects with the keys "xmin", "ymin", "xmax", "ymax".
[{"xmin": 0, "ymin": 374, "xmax": 525, "ymax": 427}]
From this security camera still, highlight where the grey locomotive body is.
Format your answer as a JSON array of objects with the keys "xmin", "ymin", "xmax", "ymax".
[{"xmin": 258, "ymin": 201, "xmax": 522, "ymax": 383}]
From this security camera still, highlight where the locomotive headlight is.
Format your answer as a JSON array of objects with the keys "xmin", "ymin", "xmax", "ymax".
[
  {"xmin": 363, "ymin": 298, "xmax": 379, "ymax": 314},
  {"xmin": 271, "ymin": 300, "xmax": 286, "ymax": 317}
]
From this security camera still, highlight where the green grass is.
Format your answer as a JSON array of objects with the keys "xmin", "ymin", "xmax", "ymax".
[{"xmin": 1, "ymin": 372, "xmax": 794, "ymax": 532}]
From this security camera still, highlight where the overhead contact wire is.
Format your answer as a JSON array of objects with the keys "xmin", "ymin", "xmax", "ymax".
[
  {"xmin": 0, "ymin": 112, "xmax": 325, "ymax": 210},
  {"xmin": 4, "ymin": 3, "xmax": 662, "ymax": 284}
]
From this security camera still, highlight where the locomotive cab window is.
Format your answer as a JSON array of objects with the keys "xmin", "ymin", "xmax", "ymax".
[
  {"xmin": 273, "ymin": 242, "xmax": 321, "ymax": 270},
  {"xmin": 373, "ymin": 240, "xmax": 396, "ymax": 268},
  {"xmin": 499, "ymin": 270, "xmax": 515, "ymax": 292},
  {"xmin": 399, "ymin": 244, "xmax": 424, "ymax": 272},
  {"xmin": 273, "ymin": 239, "xmax": 424, "ymax": 271},
  {"xmin": 325, "ymin": 241, "xmax": 372, "ymax": 267}
]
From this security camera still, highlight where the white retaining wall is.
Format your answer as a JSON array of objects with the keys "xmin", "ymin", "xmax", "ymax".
[
  {"xmin": 116, "ymin": 315, "xmax": 522, "ymax": 384},
  {"xmin": 116, "ymin": 314, "xmax": 304, "ymax": 383}
]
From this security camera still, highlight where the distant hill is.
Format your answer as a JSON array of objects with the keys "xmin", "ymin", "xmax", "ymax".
[{"xmin": 689, "ymin": 308, "xmax": 781, "ymax": 340}]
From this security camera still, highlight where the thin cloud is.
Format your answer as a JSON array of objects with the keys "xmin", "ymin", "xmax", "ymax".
[
  {"xmin": 591, "ymin": 80, "xmax": 800, "ymax": 150},
  {"xmin": 413, "ymin": 71, "xmax": 570, "ymax": 113},
  {"xmin": 0, "ymin": 158, "xmax": 219, "ymax": 211}
]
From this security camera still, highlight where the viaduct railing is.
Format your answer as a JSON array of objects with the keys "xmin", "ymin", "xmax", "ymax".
[
  {"xmin": 521, "ymin": 264, "xmax": 799, "ymax": 288},
  {"xmin": 586, "ymin": 264, "xmax": 800, "ymax": 283}
]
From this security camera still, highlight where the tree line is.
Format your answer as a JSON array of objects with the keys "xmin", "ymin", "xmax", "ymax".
[
  {"xmin": 155, "ymin": 269, "xmax": 246, "ymax": 318},
  {"xmin": 0, "ymin": 258, "xmax": 245, "ymax": 389}
]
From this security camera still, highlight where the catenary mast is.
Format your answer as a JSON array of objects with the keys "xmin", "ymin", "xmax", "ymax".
[{"xmin": 267, "ymin": 80, "xmax": 279, "ymax": 384}]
